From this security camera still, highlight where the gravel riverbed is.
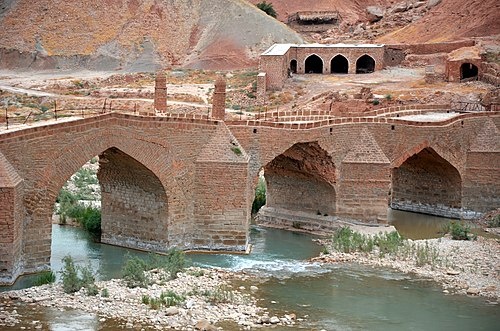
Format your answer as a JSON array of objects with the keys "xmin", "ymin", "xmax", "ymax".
[
  {"xmin": 0, "ymin": 267, "xmax": 296, "ymax": 330},
  {"xmin": 313, "ymin": 235, "xmax": 500, "ymax": 301}
]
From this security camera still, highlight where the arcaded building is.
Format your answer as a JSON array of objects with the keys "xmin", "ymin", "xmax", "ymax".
[{"xmin": 258, "ymin": 43, "xmax": 386, "ymax": 91}]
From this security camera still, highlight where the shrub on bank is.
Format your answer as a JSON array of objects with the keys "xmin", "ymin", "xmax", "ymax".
[
  {"xmin": 121, "ymin": 249, "xmax": 187, "ymax": 288},
  {"xmin": 443, "ymin": 221, "xmax": 473, "ymax": 240},
  {"xmin": 34, "ymin": 270, "xmax": 56, "ymax": 286},
  {"xmin": 60, "ymin": 255, "xmax": 98, "ymax": 295}
]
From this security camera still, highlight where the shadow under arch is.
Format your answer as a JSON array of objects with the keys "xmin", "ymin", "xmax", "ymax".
[
  {"xmin": 331, "ymin": 54, "xmax": 349, "ymax": 74},
  {"xmin": 391, "ymin": 146, "xmax": 462, "ymax": 218},
  {"xmin": 356, "ymin": 54, "xmax": 375, "ymax": 74},
  {"xmin": 305, "ymin": 54, "xmax": 324, "ymax": 74},
  {"xmin": 261, "ymin": 141, "xmax": 337, "ymax": 216}
]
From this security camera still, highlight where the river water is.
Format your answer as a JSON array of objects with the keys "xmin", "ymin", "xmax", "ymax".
[{"xmin": 1, "ymin": 210, "xmax": 499, "ymax": 330}]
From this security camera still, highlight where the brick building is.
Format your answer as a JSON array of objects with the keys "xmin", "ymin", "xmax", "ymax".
[{"xmin": 259, "ymin": 43, "xmax": 386, "ymax": 91}]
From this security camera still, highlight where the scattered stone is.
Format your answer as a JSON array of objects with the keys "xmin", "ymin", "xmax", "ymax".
[
  {"xmin": 467, "ymin": 288, "xmax": 480, "ymax": 295},
  {"xmin": 446, "ymin": 269, "xmax": 460, "ymax": 276},
  {"xmin": 195, "ymin": 319, "xmax": 217, "ymax": 331},
  {"xmin": 366, "ymin": 6, "xmax": 385, "ymax": 23},
  {"xmin": 164, "ymin": 307, "xmax": 179, "ymax": 316},
  {"xmin": 269, "ymin": 316, "xmax": 280, "ymax": 324},
  {"xmin": 250, "ymin": 286, "xmax": 258, "ymax": 292}
]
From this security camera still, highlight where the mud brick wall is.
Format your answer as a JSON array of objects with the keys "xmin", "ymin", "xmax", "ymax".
[
  {"xmin": 446, "ymin": 59, "xmax": 482, "ymax": 82},
  {"xmin": 386, "ymin": 40, "xmax": 475, "ymax": 55}
]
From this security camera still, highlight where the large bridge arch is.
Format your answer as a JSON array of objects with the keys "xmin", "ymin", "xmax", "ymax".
[
  {"xmin": 391, "ymin": 146, "xmax": 463, "ymax": 218},
  {"xmin": 261, "ymin": 141, "xmax": 337, "ymax": 216},
  {"xmin": 20, "ymin": 130, "xmax": 186, "ymax": 274}
]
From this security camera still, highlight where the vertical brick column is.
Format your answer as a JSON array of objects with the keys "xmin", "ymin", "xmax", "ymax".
[
  {"xmin": 257, "ymin": 73, "xmax": 267, "ymax": 105},
  {"xmin": 212, "ymin": 76, "xmax": 226, "ymax": 120},
  {"xmin": 154, "ymin": 72, "xmax": 167, "ymax": 113}
]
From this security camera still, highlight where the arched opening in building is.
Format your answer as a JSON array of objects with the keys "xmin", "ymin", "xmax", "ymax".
[
  {"xmin": 290, "ymin": 59, "xmax": 297, "ymax": 74},
  {"xmin": 305, "ymin": 54, "xmax": 323, "ymax": 74},
  {"xmin": 331, "ymin": 55, "xmax": 348, "ymax": 74},
  {"xmin": 253, "ymin": 142, "xmax": 336, "ymax": 223},
  {"xmin": 391, "ymin": 147, "xmax": 462, "ymax": 218},
  {"xmin": 460, "ymin": 63, "xmax": 478, "ymax": 81},
  {"xmin": 356, "ymin": 54, "xmax": 375, "ymax": 74}
]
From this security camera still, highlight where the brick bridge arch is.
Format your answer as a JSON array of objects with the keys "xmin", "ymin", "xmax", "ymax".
[
  {"xmin": 391, "ymin": 143, "xmax": 463, "ymax": 218},
  {"xmin": 0, "ymin": 114, "xmax": 250, "ymax": 284}
]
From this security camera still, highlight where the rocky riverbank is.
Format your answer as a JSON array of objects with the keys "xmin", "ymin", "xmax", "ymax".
[
  {"xmin": 313, "ymin": 234, "xmax": 500, "ymax": 301},
  {"xmin": 0, "ymin": 267, "xmax": 296, "ymax": 330}
]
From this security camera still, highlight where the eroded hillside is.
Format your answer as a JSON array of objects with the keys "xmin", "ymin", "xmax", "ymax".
[{"xmin": 0, "ymin": 0, "xmax": 302, "ymax": 71}]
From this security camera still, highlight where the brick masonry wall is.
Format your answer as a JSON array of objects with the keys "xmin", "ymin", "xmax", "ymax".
[
  {"xmin": 446, "ymin": 59, "xmax": 482, "ymax": 82},
  {"xmin": 0, "ymin": 113, "xmax": 248, "ymax": 284},
  {"xmin": 0, "ymin": 111, "xmax": 498, "ymax": 283},
  {"xmin": 293, "ymin": 47, "xmax": 385, "ymax": 74},
  {"xmin": 99, "ymin": 148, "xmax": 170, "ymax": 252},
  {"xmin": 259, "ymin": 55, "xmax": 289, "ymax": 90},
  {"xmin": 385, "ymin": 40, "xmax": 475, "ymax": 55}
]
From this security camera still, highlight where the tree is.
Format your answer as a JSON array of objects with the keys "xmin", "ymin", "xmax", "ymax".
[{"xmin": 256, "ymin": 1, "xmax": 277, "ymax": 18}]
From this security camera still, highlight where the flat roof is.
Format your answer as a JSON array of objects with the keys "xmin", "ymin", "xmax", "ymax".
[{"xmin": 262, "ymin": 43, "xmax": 385, "ymax": 56}]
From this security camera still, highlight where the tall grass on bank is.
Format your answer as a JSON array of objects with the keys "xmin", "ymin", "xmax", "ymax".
[{"xmin": 122, "ymin": 249, "xmax": 187, "ymax": 288}]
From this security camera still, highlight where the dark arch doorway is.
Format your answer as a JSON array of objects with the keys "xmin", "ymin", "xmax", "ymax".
[
  {"xmin": 331, "ymin": 55, "xmax": 348, "ymax": 74},
  {"xmin": 305, "ymin": 54, "xmax": 323, "ymax": 74},
  {"xmin": 460, "ymin": 63, "xmax": 478, "ymax": 81},
  {"xmin": 290, "ymin": 59, "xmax": 297, "ymax": 74},
  {"xmin": 356, "ymin": 55, "xmax": 375, "ymax": 74}
]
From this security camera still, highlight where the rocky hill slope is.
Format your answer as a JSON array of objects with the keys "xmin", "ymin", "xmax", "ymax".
[
  {"xmin": 376, "ymin": 0, "xmax": 500, "ymax": 43},
  {"xmin": 0, "ymin": 0, "xmax": 302, "ymax": 71}
]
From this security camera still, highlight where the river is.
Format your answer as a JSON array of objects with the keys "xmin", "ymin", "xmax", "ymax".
[{"xmin": 1, "ymin": 210, "xmax": 499, "ymax": 330}]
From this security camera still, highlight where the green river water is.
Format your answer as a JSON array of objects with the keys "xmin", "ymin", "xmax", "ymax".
[{"xmin": 1, "ymin": 210, "xmax": 499, "ymax": 330}]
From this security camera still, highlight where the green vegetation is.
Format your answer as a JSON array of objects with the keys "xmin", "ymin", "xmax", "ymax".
[
  {"xmin": 141, "ymin": 291, "xmax": 185, "ymax": 309},
  {"xmin": 231, "ymin": 146, "xmax": 242, "ymax": 156},
  {"xmin": 331, "ymin": 227, "xmax": 374, "ymax": 253},
  {"xmin": 256, "ymin": 1, "xmax": 277, "ymax": 18},
  {"xmin": 121, "ymin": 250, "xmax": 186, "ymax": 288},
  {"xmin": 60, "ymin": 255, "xmax": 98, "ymax": 295},
  {"xmin": 372, "ymin": 99, "xmax": 380, "ymax": 105},
  {"xmin": 34, "ymin": 270, "xmax": 56, "ymax": 286},
  {"xmin": 56, "ymin": 166, "xmax": 101, "ymax": 238},
  {"xmin": 331, "ymin": 227, "xmax": 404, "ymax": 256},
  {"xmin": 487, "ymin": 214, "xmax": 500, "ymax": 228},
  {"xmin": 205, "ymin": 284, "xmax": 235, "ymax": 304},
  {"xmin": 101, "ymin": 288, "xmax": 109, "ymax": 298},
  {"xmin": 443, "ymin": 221, "xmax": 473, "ymax": 240},
  {"xmin": 251, "ymin": 176, "xmax": 266, "ymax": 214}
]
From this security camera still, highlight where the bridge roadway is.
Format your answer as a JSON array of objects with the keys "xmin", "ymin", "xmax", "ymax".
[{"xmin": 0, "ymin": 107, "xmax": 499, "ymax": 284}]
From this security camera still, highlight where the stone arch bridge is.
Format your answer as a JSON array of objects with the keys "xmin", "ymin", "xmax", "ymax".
[{"xmin": 1, "ymin": 109, "xmax": 499, "ymax": 284}]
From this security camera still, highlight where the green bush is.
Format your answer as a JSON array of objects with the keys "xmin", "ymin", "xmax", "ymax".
[
  {"xmin": 447, "ymin": 221, "xmax": 472, "ymax": 240},
  {"xmin": 122, "ymin": 255, "xmax": 149, "ymax": 288},
  {"xmin": 256, "ymin": 1, "xmax": 277, "ymax": 18},
  {"xmin": 60, "ymin": 255, "xmax": 98, "ymax": 294},
  {"xmin": 101, "ymin": 288, "xmax": 109, "ymax": 298},
  {"xmin": 374, "ymin": 231, "xmax": 404, "ymax": 257},
  {"xmin": 415, "ymin": 241, "xmax": 440, "ymax": 267},
  {"xmin": 61, "ymin": 255, "xmax": 81, "ymax": 293},
  {"xmin": 251, "ymin": 177, "xmax": 266, "ymax": 214},
  {"xmin": 67, "ymin": 205, "xmax": 101, "ymax": 237},
  {"xmin": 487, "ymin": 215, "xmax": 500, "ymax": 228},
  {"xmin": 34, "ymin": 270, "xmax": 56, "ymax": 286},
  {"xmin": 160, "ymin": 290, "xmax": 185, "ymax": 307},
  {"xmin": 331, "ymin": 227, "xmax": 374, "ymax": 253}
]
